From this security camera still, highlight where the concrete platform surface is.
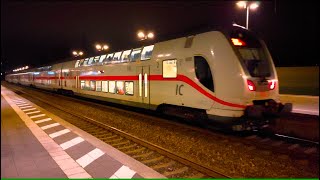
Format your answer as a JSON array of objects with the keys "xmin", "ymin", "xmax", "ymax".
[{"xmin": 1, "ymin": 85, "xmax": 165, "ymax": 178}]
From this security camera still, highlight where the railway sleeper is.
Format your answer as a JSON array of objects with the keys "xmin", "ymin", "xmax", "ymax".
[
  {"xmin": 117, "ymin": 144, "xmax": 138, "ymax": 151},
  {"xmin": 150, "ymin": 160, "xmax": 176, "ymax": 170},
  {"xmin": 141, "ymin": 155, "xmax": 165, "ymax": 164},
  {"xmin": 132, "ymin": 151, "xmax": 154, "ymax": 159},
  {"xmin": 163, "ymin": 166, "xmax": 189, "ymax": 177},
  {"xmin": 112, "ymin": 140, "xmax": 131, "ymax": 147},
  {"xmin": 125, "ymin": 147, "xmax": 146, "ymax": 155}
]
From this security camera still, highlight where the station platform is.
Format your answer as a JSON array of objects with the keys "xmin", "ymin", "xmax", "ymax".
[
  {"xmin": 280, "ymin": 94, "xmax": 319, "ymax": 116},
  {"xmin": 1, "ymin": 86, "xmax": 165, "ymax": 178}
]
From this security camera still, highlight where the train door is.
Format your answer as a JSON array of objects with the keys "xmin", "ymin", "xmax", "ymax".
[
  {"xmin": 75, "ymin": 75, "xmax": 80, "ymax": 93},
  {"xmin": 136, "ymin": 66, "xmax": 150, "ymax": 108},
  {"xmin": 58, "ymin": 69, "xmax": 62, "ymax": 88}
]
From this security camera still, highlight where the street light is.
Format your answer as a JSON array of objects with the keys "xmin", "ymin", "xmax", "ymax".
[
  {"xmin": 95, "ymin": 44, "xmax": 109, "ymax": 51},
  {"xmin": 13, "ymin": 66, "xmax": 29, "ymax": 72},
  {"xmin": 137, "ymin": 30, "xmax": 154, "ymax": 41},
  {"xmin": 72, "ymin": 51, "xmax": 84, "ymax": 57},
  {"xmin": 236, "ymin": 1, "xmax": 259, "ymax": 29}
]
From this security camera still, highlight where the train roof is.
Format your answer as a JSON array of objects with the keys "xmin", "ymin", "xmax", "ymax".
[{"xmin": 8, "ymin": 24, "xmax": 253, "ymax": 75}]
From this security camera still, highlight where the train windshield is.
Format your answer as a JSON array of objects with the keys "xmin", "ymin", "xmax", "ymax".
[{"xmin": 230, "ymin": 28, "xmax": 271, "ymax": 77}]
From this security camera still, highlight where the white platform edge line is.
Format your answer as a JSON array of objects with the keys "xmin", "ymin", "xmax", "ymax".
[{"xmin": 1, "ymin": 87, "xmax": 92, "ymax": 178}]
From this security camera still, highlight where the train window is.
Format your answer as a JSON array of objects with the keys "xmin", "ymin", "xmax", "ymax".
[
  {"xmin": 141, "ymin": 45, "xmax": 154, "ymax": 60},
  {"xmin": 84, "ymin": 58, "xmax": 89, "ymax": 66},
  {"xmin": 194, "ymin": 56, "xmax": 214, "ymax": 92},
  {"xmin": 113, "ymin": 52, "xmax": 122, "ymax": 63},
  {"xmin": 121, "ymin": 50, "xmax": 131, "ymax": 63},
  {"xmin": 80, "ymin": 81, "xmax": 85, "ymax": 89},
  {"xmin": 79, "ymin": 59, "xmax": 85, "ymax": 66},
  {"xmin": 102, "ymin": 81, "xmax": 108, "ymax": 92},
  {"xmin": 116, "ymin": 81, "xmax": 124, "ymax": 95},
  {"xmin": 125, "ymin": 81, "xmax": 134, "ymax": 95},
  {"xmin": 93, "ymin": 56, "xmax": 100, "ymax": 64},
  {"xmin": 130, "ymin": 48, "xmax": 142, "ymax": 62},
  {"xmin": 109, "ymin": 81, "xmax": 116, "ymax": 93},
  {"xmin": 96, "ymin": 81, "xmax": 102, "ymax": 91},
  {"xmin": 90, "ymin": 81, "xmax": 96, "ymax": 91},
  {"xmin": 105, "ymin": 53, "xmax": 114, "ymax": 63},
  {"xmin": 99, "ymin": 55, "xmax": 107, "ymax": 63},
  {"xmin": 75, "ymin": 60, "xmax": 80, "ymax": 67},
  {"xmin": 163, "ymin": 59, "xmax": 177, "ymax": 78},
  {"xmin": 88, "ymin": 57, "xmax": 95, "ymax": 65},
  {"xmin": 85, "ymin": 80, "xmax": 90, "ymax": 90}
]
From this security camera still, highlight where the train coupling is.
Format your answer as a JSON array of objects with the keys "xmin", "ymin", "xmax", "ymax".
[
  {"xmin": 245, "ymin": 99, "xmax": 292, "ymax": 118},
  {"xmin": 231, "ymin": 100, "xmax": 292, "ymax": 131}
]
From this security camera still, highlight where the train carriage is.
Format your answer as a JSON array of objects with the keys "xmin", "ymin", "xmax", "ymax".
[{"xmin": 6, "ymin": 24, "xmax": 292, "ymax": 130}]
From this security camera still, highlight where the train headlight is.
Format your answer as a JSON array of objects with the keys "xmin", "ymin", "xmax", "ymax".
[{"xmin": 247, "ymin": 79, "xmax": 256, "ymax": 91}]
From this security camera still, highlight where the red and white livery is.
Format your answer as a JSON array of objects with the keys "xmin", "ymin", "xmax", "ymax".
[{"xmin": 6, "ymin": 25, "xmax": 292, "ymax": 130}]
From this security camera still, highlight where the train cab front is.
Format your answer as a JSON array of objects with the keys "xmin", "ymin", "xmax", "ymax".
[{"xmin": 228, "ymin": 25, "xmax": 293, "ymax": 131}]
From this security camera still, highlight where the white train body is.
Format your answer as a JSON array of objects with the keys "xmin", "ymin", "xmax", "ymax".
[{"xmin": 6, "ymin": 26, "xmax": 291, "ymax": 130}]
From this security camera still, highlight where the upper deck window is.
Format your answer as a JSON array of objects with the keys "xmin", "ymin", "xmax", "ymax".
[
  {"xmin": 88, "ymin": 57, "xmax": 95, "ymax": 65},
  {"xmin": 130, "ymin": 48, "xmax": 141, "ymax": 62},
  {"xmin": 99, "ymin": 55, "xmax": 107, "ymax": 63},
  {"xmin": 141, "ymin": 45, "xmax": 154, "ymax": 60},
  {"xmin": 113, "ymin": 52, "xmax": 122, "ymax": 63},
  {"xmin": 75, "ymin": 60, "xmax": 80, "ymax": 67},
  {"xmin": 83, "ymin": 58, "xmax": 89, "ymax": 66},
  {"xmin": 93, "ymin": 56, "xmax": 100, "ymax": 64},
  {"xmin": 104, "ymin": 53, "xmax": 114, "ymax": 64},
  {"xmin": 121, "ymin": 50, "xmax": 131, "ymax": 63}
]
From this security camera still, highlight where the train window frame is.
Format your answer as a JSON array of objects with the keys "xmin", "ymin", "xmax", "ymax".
[
  {"xmin": 120, "ymin": 50, "xmax": 132, "ymax": 63},
  {"xmin": 112, "ymin": 52, "xmax": 122, "ymax": 63},
  {"xmin": 194, "ymin": 56, "xmax": 214, "ymax": 92},
  {"xmin": 141, "ymin": 45, "xmax": 154, "ymax": 61},
  {"xmin": 96, "ymin": 80, "xmax": 102, "ymax": 92},
  {"xmin": 102, "ymin": 81, "xmax": 108, "ymax": 92},
  {"xmin": 162, "ymin": 59, "xmax": 177, "ymax": 78},
  {"xmin": 125, "ymin": 81, "xmax": 134, "ymax": 95},
  {"xmin": 108, "ymin": 81, "xmax": 116, "ymax": 93},
  {"xmin": 130, "ymin": 48, "xmax": 142, "ymax": 62}
]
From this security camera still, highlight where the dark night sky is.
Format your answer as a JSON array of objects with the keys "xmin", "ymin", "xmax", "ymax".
[{"xmin": 1, "ymin": 1, "xmax": 318, "ymax": 72}]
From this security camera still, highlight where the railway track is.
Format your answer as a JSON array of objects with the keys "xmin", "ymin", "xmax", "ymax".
[
  {"xmin": 6, "ymin": 84, "xmax": 229, "ymax": 178},
  {"xmin": 4, "ymin": 82, "xmax": 319, "ymax": 177}
]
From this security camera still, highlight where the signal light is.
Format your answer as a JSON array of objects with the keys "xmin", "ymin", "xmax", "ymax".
[
  {"xmin": 231, "ymin": 38, "xmax": 246, "ymax": 46},
  {"xmin": 247, "ymin": 79, "xmax": 256, "ymax": 91},
  {"xmin": 268, "ymin": 80, "xmax": 276, "ymax": 90}
]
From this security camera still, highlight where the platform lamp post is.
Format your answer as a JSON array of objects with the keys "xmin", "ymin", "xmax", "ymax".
[
  {"xmin": 72, "ymin": 51, "xmax": 84, "ymax": 57},
  {"xmin": 236, "ymin": 1, "xmax": 259, "ymax": 29},
  {"xmin": 137, "ymin": 31, "xmax": 154, "ymax": 41},
  {"xmin": 95, "ymin": 44, "xmax": 109, "ymax": 51}
]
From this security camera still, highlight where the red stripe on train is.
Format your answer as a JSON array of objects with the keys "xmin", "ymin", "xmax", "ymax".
[
  {"xmin": 80, "ymin": 74, "xmax": 246, "ymax": 109},
  {"xmin": 34, "ymin": 74, "xmax": 246, "ymax": 108}
]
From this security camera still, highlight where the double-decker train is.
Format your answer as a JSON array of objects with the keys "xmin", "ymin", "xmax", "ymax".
[{"xmin": 5, "ymin": 24, "xmax": 292, "ymax": 130}]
